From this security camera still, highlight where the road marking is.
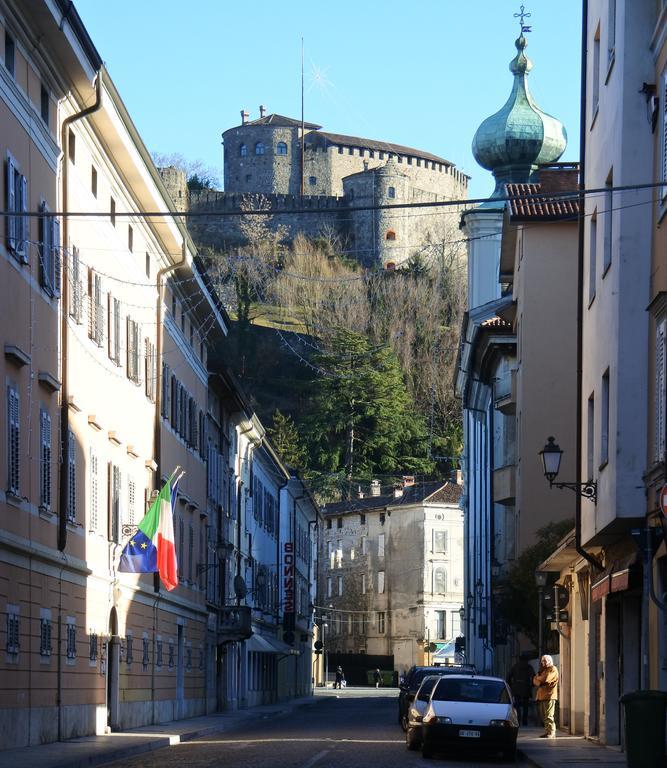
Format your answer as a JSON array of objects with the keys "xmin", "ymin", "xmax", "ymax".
[{"xmin": 300, "ymin": 748, "xmax": 330, "ymax": 768}]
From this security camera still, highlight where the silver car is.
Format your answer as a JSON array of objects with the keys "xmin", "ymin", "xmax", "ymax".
[
  {"xmin": 405, "ymin": 675, "xmax": 443, "ymax": 750},
  {"xmin": 420, "ymin": 674, "xmax": 519, "ymax": 761}
]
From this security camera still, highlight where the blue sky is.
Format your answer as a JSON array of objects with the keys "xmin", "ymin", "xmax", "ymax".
[{"xmin": 74, "ymin": 0, "xmax": 582, "ymax": 201}]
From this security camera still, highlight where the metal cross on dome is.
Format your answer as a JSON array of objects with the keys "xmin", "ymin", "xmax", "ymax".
[{"xmin": 514, "ymin": 4, "xmax": 532, "ymax": 33}]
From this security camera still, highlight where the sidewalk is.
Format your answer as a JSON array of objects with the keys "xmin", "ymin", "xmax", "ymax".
[
  {"xmin": 0, "ymin": 696, "xmax": 317, "ymax": 768},
  {"xmin": 519, "ymin": 726, "xmax": 626, "ymax": 768}
]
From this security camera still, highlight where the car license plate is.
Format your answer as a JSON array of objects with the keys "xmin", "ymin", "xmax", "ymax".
[{"xmin": 459, "ymin": 729, "xmax": 481, "ymax": 738}]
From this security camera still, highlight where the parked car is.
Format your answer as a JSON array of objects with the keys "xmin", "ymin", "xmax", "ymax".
[
  {"xmin": 405, "ymin": 675, "xmax": 443, "ymax": 750},
  {"xmin": 420, "ymin": 674, "xmax": 519, "ymax": 761},
  {"xmin": 398, "ymin": 664, "xmax": 476, "ymax": 731}
]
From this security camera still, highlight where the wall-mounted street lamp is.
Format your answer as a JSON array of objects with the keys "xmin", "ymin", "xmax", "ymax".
[
  {"xmin": 196, "ymin": 540, "xmax": 235, "ymax": 574},
  {"xmin": 539, "ymin": 436, "xmax": 597, "ymax": 503}
]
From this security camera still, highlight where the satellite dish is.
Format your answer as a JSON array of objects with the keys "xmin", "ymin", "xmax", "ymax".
[{"xmin": 233, "ymin": 575, "xmax": 247, "ymax": 598}]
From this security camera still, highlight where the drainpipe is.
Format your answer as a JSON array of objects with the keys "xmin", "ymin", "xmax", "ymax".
[
  {"xmin": 58, "ymin": 71, "xmax": 103, "ymax": 552},
  {"xmin": 575, "ymin": 0, "xmax": 601, "ymax": 574}
]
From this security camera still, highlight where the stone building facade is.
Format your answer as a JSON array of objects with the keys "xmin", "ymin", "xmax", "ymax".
[
  {"xmin": 317, "ymin": 480, "xmax": 464, "ymax": 680},
  {"xmin": 162, "ymin": 111, "xmax": 468, "ymax": 268}
]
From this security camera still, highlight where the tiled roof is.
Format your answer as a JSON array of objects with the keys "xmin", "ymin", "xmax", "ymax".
[
  {"xmin": 307, "ymin": 131, "xmax": 455, "ymax": 168},
  {"xmin": 481, "ymin": 316, "xmax": 512, "ymax": 329},
  {"xmin": 323, "ymin": 481, "xmax": 461, "ymax": 515},
  {"xmin": 242, "ymin": 114, "xmax": 322, "ymax": 130},
  {"xmin": 506, "ymin": 182, "xmax": 579, "ymax": 221}
]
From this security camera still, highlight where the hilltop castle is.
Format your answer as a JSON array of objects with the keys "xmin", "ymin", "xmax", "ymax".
[{"xmin": 163, "ymin": 109, "xmax": 469, "ymax": 268}]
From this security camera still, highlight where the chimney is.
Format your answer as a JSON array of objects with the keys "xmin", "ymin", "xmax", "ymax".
[
  {"xmin": 240, "ymin": 109, "xmax": 249, "ymax": 125},
  {"xmin": 357, "ymin": 485, "xmax": 364, "ymax": 499},
  {"xmin": 402, "ymin": 475, "xmax": 415, "ymax": 488},
  {"xmin": 393, "ymin": 485, "xmax": 404, "ymax": 498},
  {"xmin": 370, "ymin": 480, "xmax": 381, "ymax": 497},
  {"xmin": 259, "ymin": 104, "xmax": 267, "ymax": 118}
]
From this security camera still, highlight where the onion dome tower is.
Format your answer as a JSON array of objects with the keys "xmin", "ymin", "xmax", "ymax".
[{"xmin": 471, "ymin": 28, "xmax": 567, "ymax": 200}]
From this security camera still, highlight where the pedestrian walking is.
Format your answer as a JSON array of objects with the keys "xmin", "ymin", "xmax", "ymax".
[
  {"xmin": 507, "ymin": 652, "xmax": 535, "ymax": 726},
  {"xmin": 373, "ymin": 668, "xmax": 382, "ymax": 688},
  {"xmin": 334, "ymin": 666, "xmax": 344, "ymax": 689},
  {"xmin": 533, "ymin": 654, "xmax": 559, "ymax": 738}
]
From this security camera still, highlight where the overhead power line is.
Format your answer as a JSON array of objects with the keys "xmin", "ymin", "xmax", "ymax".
[{"xmin": 0, "ymin": 180, "xmax": 663, "ymax": 220}]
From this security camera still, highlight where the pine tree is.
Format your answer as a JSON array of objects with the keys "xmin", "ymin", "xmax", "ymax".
[{"xmin": 267, "ymin": 410, "xmax": 306, "ymax": 470}]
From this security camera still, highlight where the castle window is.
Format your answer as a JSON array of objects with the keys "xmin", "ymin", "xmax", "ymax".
[
  {"xmin": 407, "ymin": 157, "xmax": 412, "ymax": 165},
  {"xmin": 385, "ymin": 262, "xmax": 396, "ymax": 271},
  {"xmin": 276, "ymin": 142, "xmax": 288, "ymax": 155},
  {"xmin": 369, "ymin": 150, "xmax": 374, "ymax": 159},
  {"xmin": 308, "ymin": 176, "xmax": 317, "ymax": 186},
  {"xmin": 240, "ymin": 144, "xmax": 247, "ymax": 157},
  {"xmin": 245, "ymin": 174, "xmax": 251, "ymax": 182},
  {"xmin": 348, "ymin": 147, "xmax": 354, "ymax": 155},
  {"xmin": 386, "ymin": 230, "xmax": 396, "ymax": 241},
  {"xmin": 255, "ymin": 142, "xmax": 265, "ymax": 155},
  {"xmin": 338, "ymin": 147, "xmax": 344, "ymax": 154},
  {"xmin": 387, "ymin": 187, "xmax": 396, "ymax": 199},
  {"xmin": 379, "ymin": 151, "xmax": 385, "ymax": 160},
  {"xmin": 417, "ymin": 159, "xmax": 422, "ymax": 167}
]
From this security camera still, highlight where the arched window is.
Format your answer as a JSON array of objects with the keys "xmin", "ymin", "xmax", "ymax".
[
  {"xmin": 433, "ymin": 567, "xmax": 447, "ymax": 594},
  {"xmin": 255, "ymin": 142, "xmax": 265, "ymax": 155},
  {"xmin": 239, "ymin": 143, "xmax": 247, "ymax": 157},
  {"xmin": 386, "ymin": 230, "xmax": 396, "ymax": 241},
  {"xmin": 385, "ymin": 262, "xmax": 396, "ymax": 271},
  {"xmin": 276, "ymin": 141, "xmax": 287, "ymax": 155},
  {"xmin": 387, "ymin": 186, "xmax": 396, "ymax": 199}
]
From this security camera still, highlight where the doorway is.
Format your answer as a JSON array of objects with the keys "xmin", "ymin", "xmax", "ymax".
[{"xmin": 107, "ymin": 608, "xmax": 120, "ymax": 731}]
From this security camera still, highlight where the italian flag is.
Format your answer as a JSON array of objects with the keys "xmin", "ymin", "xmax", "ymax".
[{"xmin": 118, "ymin": 473, "xmax": 180, "ymax": 591}]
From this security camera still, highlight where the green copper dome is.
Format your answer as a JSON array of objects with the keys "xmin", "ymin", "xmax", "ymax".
[{"xmin": 472, "ymin": 34, "xmax": 567, "ymax": 198}]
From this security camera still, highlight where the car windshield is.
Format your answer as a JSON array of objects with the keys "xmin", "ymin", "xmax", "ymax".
[
  {"xmin": 409, "ymin": 666, "xmax": 473, "ymax": 691},
  {"xmin": 432, "ymin": 678, "xmax": 510, "ymax": 704},
  {"xmin": 417, "ymin": 677, "xmax": 439, "ymax": 700}
]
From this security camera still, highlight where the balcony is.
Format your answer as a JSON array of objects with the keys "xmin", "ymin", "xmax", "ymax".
[
  {"xmin": 217, "ymin": 606, "xmax": 252, "ymax": 642},
  {"xmin": 494, "ymin": 369, "xmax": 516, "ymax": 415},
  {"xmin": 493, "ymin": 465, "xmax": 516, "ymax": 504}
]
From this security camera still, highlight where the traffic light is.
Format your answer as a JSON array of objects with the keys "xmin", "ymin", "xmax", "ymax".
[{"xmin": 455, "ymin": 636, "xmax": 465, "ymax": 654}]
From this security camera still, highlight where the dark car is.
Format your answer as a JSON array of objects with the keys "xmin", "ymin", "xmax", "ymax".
[{"xmin": 398, "ymin": 664, "xmax": 476, "ymax": 731}]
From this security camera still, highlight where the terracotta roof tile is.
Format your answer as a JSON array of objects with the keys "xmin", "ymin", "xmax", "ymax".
[{"xmin": 506, "ymin": 182, "xmax": 579, "ymax": 221}]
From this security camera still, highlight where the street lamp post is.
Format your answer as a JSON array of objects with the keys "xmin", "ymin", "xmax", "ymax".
[
  {"xmin": 535, "ymin": 571, "xmax": 548, "ymax": 660},
  {"xmin": 539, "ymin": 436, "xmax": 597, "ymax": 502}
]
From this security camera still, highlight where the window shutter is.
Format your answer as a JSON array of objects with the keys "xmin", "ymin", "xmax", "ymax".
[
  {"xmin": 52, "ymin": 216, "xmax": 61, "ymax": 295},
  {"xmin": 18, "ymin": 173, "xmax": 28, "ymax": 262},
  {"xmin": 40, "ymin": 409, "xmax": 52, "ymax": 509},
  {"xmin": 95, "ymin": 275, "xmax": 104, "ymax": 346},
  {"xmin": 89, "ymin": 448, "xmax": 98, "ymax": 532},
  {"xmin": 161, "ymin": 363, "xmax": 170, "ymax": 417},
  {"xmin": 108, "ymin": 294, "xmax": 116, "ymax": 361},
  {"xmin": 87, "ymin": 268, "xmax": 94, "ymax": 339},
  {"xmin": 71, "ymin": 246, "xmax": 82, "ymax": 322},
  {"xmin": 6, "ymin": 157, "xmax": 16, "ymax": 251},
  {"xmin": 7, "ymin": 385, "xmax": 20, "ymax": 495},
  {"xmin": 134, "ymin": 323, "xmax": 141, "ymax": 384},
  {"xmin": 662, "ymin": 73, "xmax": 667, "ymax": 202},
  {"xmin": 656, "ymin": 318, "xmax": 666, "ymax": 463},
  {"xmin": 128, "ymin": 478, "xmax": 136, "ymax": 526},
  {"xmin": 39, "ymin": 203, "xmax": 51, "ymax": 293},
  {"xmin": 68, "ymin": 430, "xmax": 76, "ymax": 523}
]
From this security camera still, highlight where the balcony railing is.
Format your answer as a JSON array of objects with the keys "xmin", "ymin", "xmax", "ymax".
[{"xmin": 218, "ymin": 605, "xmax": 252, "ymax": 641}]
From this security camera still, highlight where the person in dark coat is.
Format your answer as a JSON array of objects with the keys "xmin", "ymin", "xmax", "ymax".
[
  {"xmin": 507, "ymin": 653, "xmax": 535, "ymax": 726},
  {"xmin": 373, "ymin": 668, "xmax": 382, "ymax": 688},
  {"xmin": 334, "ymin": 666, "xmax": 344, "ymax": 689}
]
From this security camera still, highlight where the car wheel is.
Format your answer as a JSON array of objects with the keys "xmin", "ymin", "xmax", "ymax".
[
  {"xmin": 400, "ymin": 714, "xmax": 408, "ymax": 732},
  {"xmin": 406, "ymin": 729, "xmax": 419, "ymax": 751}
]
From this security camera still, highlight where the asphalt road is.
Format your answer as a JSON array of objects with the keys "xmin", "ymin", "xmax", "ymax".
[{"xmin": 104, "ymin": 689, "xmax": 524, "ymax": 768}]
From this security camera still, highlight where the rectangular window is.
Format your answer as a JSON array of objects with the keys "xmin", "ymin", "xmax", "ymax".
[
  {"xmin": 91, "ymin": 166, "xmax": 97, "ymax": 197},
  {"xmin": 433, "ymin": 530, "xmax": 447, "ymax": 553},
  {"xmin": 377, "ymin": 611, "xmax": 385, "ymax": 634},
  {"xmin": 89, "ymin": 448, "xmax": 99, "ymax": 532},
  {"xmin": 360, "ymin": 513, "xmax": 366, "ymax": 525},
  {"xmin": 4, "ymin": 31, "xmax": 15, "ymax": 76},
  {"xmin": 592, "ymin": 26, "xmax": 600, "ymax": 120},
  {"xmin": 589, "ymin": 213, "xmax": 597, "ymax": 303},
  {"xmin": 587, "ymin": 393, "xmax": 595, "ymax": 482},
  {"xmin": 38, "ymin": 204, "xmax": 61, "ymax": 297},
  {"xmin": 145, "ymin": 338, "xmax": 156, "ymax": 402},
  {"xmin": 336, "ymin": 539, "xmax": 342, "ymax": 567},
  {"xmin": 601, "ymin": 369, "xmax": 610, "ymax": 466},
  {"xmin": 89, "ymin": 632, "xmax": 98, "ymax": 662},
  {"xmin": 655, "ymin": 318, "xmax": 666, "ymax": 463},
  {"xmin": 361, "ymin": 536, "xmax": 367, "ymax": 555},
  {"xmin": 109, "ymin": 463, "xmax": 121, "ymax": 542},
  {"xmin": 40, "ymin": 85, "xmax": 49, "ymax": 126},
  {"xmin": 436, "ymin": 610, "xmax": 446, "ymax": 639},
  {"xmin": 126, "ymin": 634, "xmax": 133, "ymax": 665},
  {"xmin": 126, "ymin": 317, "xmax": 141, "ymax": 384},
  {"xmin": 6, "ymin": 606, "xmax": 19, "ymax": 654},
  {"xmin": 188, "ymin": 523, "xmax": 194, "ymax": 582},
  {"xmin": 156, "ymin": 639, "xmax": 163, "ymax": 667},
  {"xmin": 308, "ymin": 175, "xmax": 316, "ymax": 185},
  {"xmin": 327, "ymin": 577, "xmax": 332, "ymax": 598},
  {"xmin": 378, "ymin": 533, "xmax": 385, "ymax": 558},
  {"xmin": 6, "ymin": 156, "xmax": 29, "ymax": 262},
  {"xmin": 88, "ymin": 269, "xmax": 104, "ymax": 346},
  {"xmin": 361, "ymin": 573, "xmax": 366, "ymax": 594},
  {"xmin": 338, "ymin": 575, "xmax": 343, "ymax": 596},
  {"xmin": 39, "ymin": 409, "xmax": 52, "ymax": 511},
  {"xmin": 603, "ymin": 171, "xmax": 613, "ymax": 273},
  {"xmin": 337, "ymin": 517, "xmax": 343, "ymax": 529},
  {"xmin": 108, "ymin": 295, "xmax": 121, "ymax": 365},
  {"xmin": 142, "ymin": 636, "xmax": 150, "ymax": 669},
  {"xmin": 68, "ymin": 431, "xmax": 76, "ymax": 523},
  {"xmin": 110, "ymin": 196, "xmax": 116, "ymax": 226},
  {"xmin": 127, "ymin": 478, "xmax": 136, "ymax": 526},
  {"xmin": 68, "ymin": 129, "xmax": 76, "ymax": 163},
  {"xmin": 66, "ymin": 619, "xmax": 76, "ymax": 660},
  {"xmin": 70, "ymin": 246, "xmax": 83, "ymax": 323},
  {"xmin": 378, "ymin": 570, "xmax": 385, "ymax": 594},
  {"xmin": 40, "ymin": 614, "xmax": 52, "ymax": 657},
  {"xmin": 7, "ymin": 385, "xmax": 20, "ymax": 495}
]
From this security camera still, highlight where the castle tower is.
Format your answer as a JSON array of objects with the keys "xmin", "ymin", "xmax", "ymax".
[{"xmin": 463, "ymin": 28, "xmax": 567, "ymax": 309}]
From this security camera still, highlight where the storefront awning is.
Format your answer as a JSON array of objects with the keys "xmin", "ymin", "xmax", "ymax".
[
  {"xmin": 246, "ymin": 633, "xmax": 294, "ymax": 655},
  {"xmin": 591, "ymin": 551, "xmax": 639, "ymax": 602}
]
